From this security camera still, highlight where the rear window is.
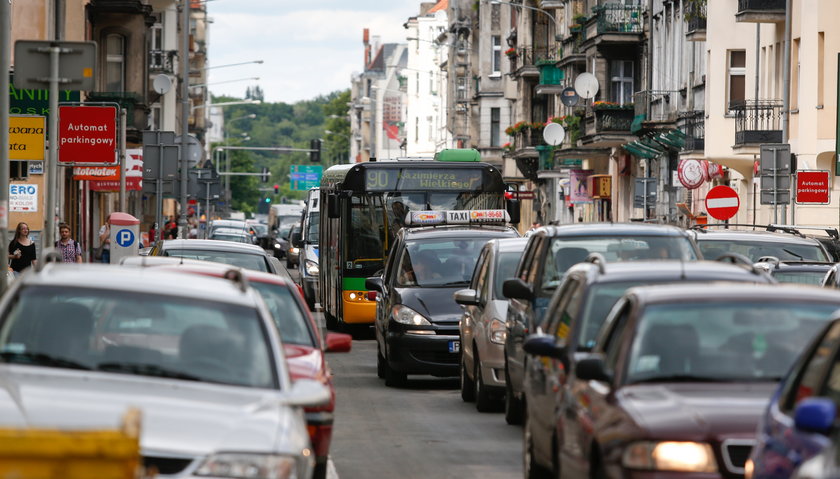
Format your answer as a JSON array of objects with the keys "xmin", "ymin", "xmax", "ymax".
[
  {"xmin": 698, "ymin": 238, "xmax": 829, "ymax": 262},
  {"xmin": 163, "ymin": 249, "xmax": 268, "ymax": 272},
  {"xmin": 250, "ymin": 282, "xmax": 315, "ymax": 347}
]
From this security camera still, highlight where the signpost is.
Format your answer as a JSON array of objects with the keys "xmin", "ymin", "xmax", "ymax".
[
  {"xmin": 290, "ymin": 165, "xmax": 322, "ymax": 191},
  {"xmin": 58, "ymin": 105, "xmax": 118, "ymax": 165},
  {"xmin": 705, "ymin": 185, "xmax": 740, "ymax": 221},
  {"xmin": 795, "ymin": 170, "xmax": 831, "ymax": 204}
]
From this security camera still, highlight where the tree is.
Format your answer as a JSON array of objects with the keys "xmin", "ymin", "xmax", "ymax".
[{"xmin": 322, "ymin": 90, "xmax": 351, "ymax": 166}]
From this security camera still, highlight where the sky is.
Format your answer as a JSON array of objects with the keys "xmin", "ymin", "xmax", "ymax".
[{"xmin": 206, "ymin": 0, "xmax": 424, "ymax": 104}]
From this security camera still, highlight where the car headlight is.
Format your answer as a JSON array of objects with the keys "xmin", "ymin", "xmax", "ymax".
[
  {"xmin": 489, "ymin": 319, "xmax": 506, "ymax": 344},
  {"xmin": 305, "ymin": 260, "xmax": 319, "ymax": 276},
  {"xmin": 622, "ymin": 441, "xmax": 717, "ymax": 473},
  {"xmin": 195, "ymin": 452, "xmax": 307, "ymax": 479},
  {"xmin": 391, "ymin": 305, "xmax": 431, "ymax": 326},
  {"xmin": 274, "ymin": 243, "xmax": 283, "ymax": 249},
  {"xmin": 290, "ymin": 247, "xmax": 300, "ymax": 255}
]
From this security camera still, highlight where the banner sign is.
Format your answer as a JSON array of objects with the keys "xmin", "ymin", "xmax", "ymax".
[
  {"xmin": 58, "ymin": 105, "xmax": 118, "ymax": 165},
  {"xmin": 9, "ymin": 184, "xmax": 38, "ymax": 212},
  {"xmin": 9, "ymin": 115, "xmax": 46, "ymax": 161},
  {"xmin": 74, "ymin": 148, "xmax": 143, "ymax": 191},
  {"xmin": 569, "ymin": 169, "xmax": 593, "ymax": 203}
]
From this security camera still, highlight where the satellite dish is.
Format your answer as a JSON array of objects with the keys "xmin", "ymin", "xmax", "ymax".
[
  {"xmin": 543, "ymin": 122, "xmax": 566, "ymax": 146},
  {"xmin": 574, "ymin": 72, "xmax": 599, "ymax": 99},
  {"xmin": 560, "ymin": 87, "xmax": 580, "ymax": 107},
  {"xmin": 153, "ymin": 74, "xmax": 172, "ymax": 95}
]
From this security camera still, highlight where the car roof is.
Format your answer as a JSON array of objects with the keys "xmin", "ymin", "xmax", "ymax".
[
  {"xmin": 536, "ymin": 222, "xmax": 691, "ymax": 238},
  {"xmin": 17, "ymin": 263, "xmax": 260, "ymax": 306},
  {"xmin": 402, "ymin": 224, "xmax": 519, "ymax": 240},
  {"xmin": 159, "ymin": 239, "xmax": 267, "ymax": 254},
  {"xmin": 626, "ymin": 282, "xmax": 840, "ymax": 304},
  {"xmin": 691, "ymin": 228, "xmax": 825, "ymax": 245},
  {"xmin": 566, "ymin": 259, "xmax": 774, "ymax": 284},
  {"xmin": 493, "ymin": 237, "xmax": 529, "ymax": 253}
]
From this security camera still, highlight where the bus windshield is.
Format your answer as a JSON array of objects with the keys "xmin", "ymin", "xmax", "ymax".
[{"xmin": 345, "ymin": 195, "xmax": 387, "ymax": 276}]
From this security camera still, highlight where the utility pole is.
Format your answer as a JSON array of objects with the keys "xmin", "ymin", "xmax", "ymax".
[
  {"xmin": 179, "ymin": 0, "xmax": 190, "ymax": 235},
  {"xmin": 0, "ymin": 0, "xmax": 10, "ymax": 292}
]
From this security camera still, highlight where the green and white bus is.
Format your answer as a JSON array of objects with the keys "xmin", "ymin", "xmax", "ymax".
[{"xmin": 319, "ymin": 149, "xmax": 515, "ymax": 329}]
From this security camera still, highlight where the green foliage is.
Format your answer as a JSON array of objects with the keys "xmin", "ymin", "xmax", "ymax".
[{"xmin": 211, "ymin": 89, "xmax": 350, "ymax": 211}]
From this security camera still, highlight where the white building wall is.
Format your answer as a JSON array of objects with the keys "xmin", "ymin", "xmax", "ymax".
[{"xmin": 405, "ymin": 10, "xmax": 448, "ymax": 157}]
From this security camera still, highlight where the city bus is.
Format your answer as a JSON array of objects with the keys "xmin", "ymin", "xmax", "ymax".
[{"xmin": 319, "ymin": 149, "xmax": 517, "ymax": 329}]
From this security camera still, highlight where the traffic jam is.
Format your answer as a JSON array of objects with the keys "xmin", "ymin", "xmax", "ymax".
[{"xmin": 5, "ymin": 153, "xmax": 840, "ymax": 479}]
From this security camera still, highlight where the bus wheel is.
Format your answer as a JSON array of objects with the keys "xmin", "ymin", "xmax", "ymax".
[{"xmin": 325, "ymin": 312, "xmax": 338, "ymax": 331}]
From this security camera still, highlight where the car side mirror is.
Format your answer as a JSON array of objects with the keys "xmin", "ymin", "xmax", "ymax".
[
  {"xmin": 283, "ymin": 378, "xmax": 330, "ymax": 407},
  {"xmin": 291, "ymin": 231, "xmax": 302, "ymax": 248},
  {"xmin": 575, "ymin": 356, "xmax": 611, "ymax": 383},
  {"xmin": 523, "ymin": 334, "xmax": 565, "ymax": 359},
  {"xmin": 324, "ymin": 332, "xmax": 352, "ymax": 353},
  {"xmin": 502, "ymin": 278, "xmax": 533, "ymax": 301},
  {"xmin": 453, "ymin": 288, "xmax": 480, "ymax": 306},
  {"xmin": 794, "ymin": 397, "xmax": 837, "ymax": 434},
  {"xmin": 365, "ymin": 276, "xmax": 384, "ymax": 293}
]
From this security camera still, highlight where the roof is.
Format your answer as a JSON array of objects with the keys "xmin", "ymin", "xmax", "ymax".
[
  {"xmin": 402, "ymin": 225, "xmax": 519, "ymax": 240},
  {"xmin": 567, "ymin": 260, "xmax": 774, "ymax": 284},
  {"xmin": 691, "ymin": 229, "xmax": 825, "ymax": 245},
  {"xmin": 493, "ymin": 237, "xmax": 529, "ymax": 253},
  {"xmin": 428, "ymin": 0, "xmax": 448, "ymax": 13},
  {"xmin": 538, "ymin": 222, "xmax": 691, "ymax": 238},
  {"xmin": 158, "ymin": 239, "xmax": 268, "ymax": 254},
  {"xmin": 18, "ymin": 263, "xmax": 259, "ymax": 306},
  {"xmin": 139, "ymin": 259, "xmax": 294, "ymax": 286},
  {"xmin": 627, "ymin": 282, "xmax": 840, "ymax": 305}
]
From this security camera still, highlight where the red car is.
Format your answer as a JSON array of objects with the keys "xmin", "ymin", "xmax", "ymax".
[{"xmin": 123, "ymin": 257, "xmax": 351, "ymax": 479}]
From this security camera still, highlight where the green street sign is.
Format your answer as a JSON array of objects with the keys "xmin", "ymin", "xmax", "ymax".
[
  {"xmin": 561, "ymin": 159, "xmax": 583, "ymax": 167},
  {"xmin": 290, "ymin": 164, "xmax": 322, "ymax": 191}
]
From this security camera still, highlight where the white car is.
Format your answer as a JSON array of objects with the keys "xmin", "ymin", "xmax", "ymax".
[{"xmin": 0, "ymin": 263, "xmax": 328, "ymax": 478}]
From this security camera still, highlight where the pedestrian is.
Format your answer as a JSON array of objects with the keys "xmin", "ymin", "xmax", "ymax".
[
  {"xmin": 55, "ymin": 222, "xmax": 83, "ymax": 263},
  {"xmin": 8, "ymin": 222, "xmax": 37, "ymax": 274},
  {"xmin": 98, "ymin": 214, "xmax": 111, "ymax": 264},
  {"xmin": 165, "ymin": 215, "xmax": 178, "ymax": 239}
]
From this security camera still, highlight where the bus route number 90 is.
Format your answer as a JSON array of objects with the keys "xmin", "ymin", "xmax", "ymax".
[{"xmin": 366, "ymin": 171, "xmax": 392, "ymax": 190}]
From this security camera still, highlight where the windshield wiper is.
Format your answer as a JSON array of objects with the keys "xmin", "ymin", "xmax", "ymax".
[
  {"xmin": 440, "ymin": 281, "xmax": 469, "ymax": 287},
  {"xmin": 0, "ymin": 351, "xmax": 92, "ymax": 370},
  {"xmin": 630, "ymin": 374, "xmax": 726, "ymax": 384},
  {"xmin": 97, "ymin": 362, "xmax": 202, "ymax": 382},
  {"xmin": 782, "ymin": 249, "xmax": 804, "ymax": 260}
]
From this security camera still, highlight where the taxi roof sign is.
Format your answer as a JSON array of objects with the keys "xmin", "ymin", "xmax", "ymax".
[{"xmin": 405, "ymin": 209, "xmax": 510, "ymax": 226}]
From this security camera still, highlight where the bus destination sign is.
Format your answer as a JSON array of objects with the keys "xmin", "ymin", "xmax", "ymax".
[{"xmin": 365, "ymin": 168, "xmax": 483, "ymax": 191}]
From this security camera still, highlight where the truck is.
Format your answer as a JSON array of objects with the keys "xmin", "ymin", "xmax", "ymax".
[{"xmin": 268, "ymin": 203, "xmax": 304, "ymax": 259}]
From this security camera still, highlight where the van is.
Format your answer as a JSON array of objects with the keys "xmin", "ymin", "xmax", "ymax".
[
  {"xmin": 297, "ymin": 188, "xmax": 320, "ymax": 310},
  {"xmin": 268, "ymin": 203, "xmax": 304, "ymax": 259}
]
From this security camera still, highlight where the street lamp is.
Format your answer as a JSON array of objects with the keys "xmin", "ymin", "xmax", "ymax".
[
  {"xmin": 488, "ymin": 0, "xmax": 562, "ymax": 42},
  {"xmin": 192, "ymin": 99, "xmax": 261, "ymax": 113},
  {"xmin": 190, "ymin": 77, "xmax": 260, "ymax": 88},
  {"xmin": 193, "ymin": 60, "xmax": 264, "ymax": 73}
]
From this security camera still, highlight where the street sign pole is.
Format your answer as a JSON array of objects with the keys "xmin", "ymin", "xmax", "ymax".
[
  {"xmin": 774, "ymin": 147, "xmax": 778, "ymax": 224},
  {"xmin": 45, "ymin": 45, "xmax": 60, "ymax": 249},
  {"xmin": 0, "ymin": 0, "xmax": 9, "ymax": 292}
]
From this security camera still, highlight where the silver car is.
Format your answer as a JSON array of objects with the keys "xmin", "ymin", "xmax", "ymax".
[
  {"xmin": 0, "ymin": 263, "xmax": 329, "ymax": 478},
  {"xmin": 455, "ymin": 237, "xmax": 528, "ymax": 411}
]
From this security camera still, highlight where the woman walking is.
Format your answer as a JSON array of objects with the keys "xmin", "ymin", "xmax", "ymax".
[{"xmin": 8, "ymin": 222, "xmax": 37, "ymax": 274}]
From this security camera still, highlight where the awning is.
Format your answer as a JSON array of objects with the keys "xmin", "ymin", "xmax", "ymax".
[{"xmin": 621, "ymin": 128, "xmax": 686, "ymax": 159}]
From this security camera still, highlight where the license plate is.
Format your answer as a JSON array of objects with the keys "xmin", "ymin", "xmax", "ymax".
[{"xmin": 448, "ymin": 341, "xmax": 460, "ymax": 353}]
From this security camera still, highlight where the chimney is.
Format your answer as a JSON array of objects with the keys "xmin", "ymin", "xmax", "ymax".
[{"xmin": 363, "ymin": 28, "xmax": 370, "ymax": 67}]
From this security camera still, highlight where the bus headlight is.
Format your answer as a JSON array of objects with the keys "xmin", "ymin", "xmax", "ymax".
[
  {"xmin": 391, "ymin": 305, "xmax": 431, "ymax": 326},
  {"xmin": 305, "ymin": 260, "xmax": 319, "ymax": 276}
]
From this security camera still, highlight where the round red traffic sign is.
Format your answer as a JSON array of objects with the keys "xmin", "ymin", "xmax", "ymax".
[{"xmin": 705, "ymin": 185, "xmax": 740, "ymax": 220}]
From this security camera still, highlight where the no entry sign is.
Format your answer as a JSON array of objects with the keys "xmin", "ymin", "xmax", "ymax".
[
  {"xmin": 705, "ymin": 185, "xmax": 740, "ymax": 221},
  {"xmin": 58, "ymin": 105, "xmax": 118, "ymax": 165}
]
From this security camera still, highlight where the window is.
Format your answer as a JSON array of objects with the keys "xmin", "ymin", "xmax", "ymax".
[
  {"xmin": 491, "ymin": 35, "xmax": 501, "ymax": 74},
  {"xmin": 610, "ymin": 60, "xmax": 634, "ymax": 105},
  {"xmin": 490, "ymin": 107, "xmax": 500, "ymax": 147},
  {"xmin": 727, "ymin": 50, "xmax": 746, "ymax": 110},
  {"xmin": 456, "ymin": 76, "xmax": 467, "ymax": 100},
  {"xmin": 105, "ymin": 34, "xmax": 125, "ymax": 92}
]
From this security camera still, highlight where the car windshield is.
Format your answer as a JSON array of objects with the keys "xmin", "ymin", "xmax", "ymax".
[
  {"xmin": 163, "ymin": 249, "xmax": 268, "ymax": 272},
  {"xmin": 210, "ymin": 234, "xmax": 251, "ymax": 243},
  {"xmin": 397, "ymin": 238, "xmax": 493, "ymax": 287},
  {"xmin": 0, "ymin": 286, "xmax": 276, "ymax": 388},
  {"xmin": 697, "ymin": 238, "xmax": 829, "ymax": 262},
  {"xmin": 773, "ymin": 270, "xmax": 829, "ymax": 285},
  {"xmin": 541, "ymin": 236, "xmax": 698, "ymax": 292},
  {"xmin": 494, "ymin": 251, "xmax": 524, "ymax": 299},
  {"xmin": 250, "ymin": 282, "xmax": 314, "ymax": 347},
  {"xmin": 625, "ymin": 300, "xmax": 840, "ymax": 384},
  {"xmin": 250, "ymin": 224, "xmax": 268, "ymax": 236}
]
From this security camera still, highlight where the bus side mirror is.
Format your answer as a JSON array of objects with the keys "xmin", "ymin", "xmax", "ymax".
[
  {"xmin": 291, "ymin": 232, "xmax": 302, "ymax": 248},
  {"xmin": 507, "ymin": 199, "xmax": 521, "ymax": 225},
  {"xmin": 328, "ymin": 196, "xmax": 340, "ymax": 219}
]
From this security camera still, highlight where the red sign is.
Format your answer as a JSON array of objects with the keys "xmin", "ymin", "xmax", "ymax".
[
  {"xmin": 796, "ymin": 170, "xmax": 831, "ymax": 204},
  {"xmin": 705, "ymin": 185, "xmax": 740, "ymax": 220},
  {"xmin": 677, "ymin": 159, "xmax": 705, "ymax": 189},
  {"xmin": 58, "ymin": 105, "xmax": 118, "ymax": 165},
  {"xmin": 73, "ymin": 148, "xmax": 143, "ymax": 191},
  {"xmin": 506, "ymin": 191, "xmax": 535, "ymax": 200}
]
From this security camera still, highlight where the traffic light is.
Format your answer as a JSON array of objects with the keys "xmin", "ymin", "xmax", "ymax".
[
  {"xmin": 273, "ymin": 184, "xmax": 279, "ymax": 194},
  {"xmin": 264, "ymin": 197, "xmax": 271, "ymax": 204},
  {"xmin": 309, "ymin": 139, "xmax": 321, "ymax": 162}
]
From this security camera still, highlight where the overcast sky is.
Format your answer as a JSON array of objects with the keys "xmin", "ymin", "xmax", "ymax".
[{"xmin": 206, "ymin": 0, "xmax": 422, "ymax": 104}]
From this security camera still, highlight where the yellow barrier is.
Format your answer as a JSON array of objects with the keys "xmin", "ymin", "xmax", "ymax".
[{"xmin": 0, "ymin": 408, "xmax": 145, "ymax": 479}]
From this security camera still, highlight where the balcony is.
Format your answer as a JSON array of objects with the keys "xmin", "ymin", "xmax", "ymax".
[
  {"xmin": 581, "ymin": 106, "xmax": 635, "ymax": 147},
  {"xmin": 149, "ymin": 50, "xmax": 175, "ymax": 73},
  {"xmin": 736, "ymin": 0, "xmax": 785, "ymax": 23},
  {"xmin": 511, "ymin": 46, "xmax": 557, "ymax": 79},
  {"xmin": 678, "ymin": 110, "xmax": 705, "ymax": 153},
  {"xmin": 558, "ymin": 34, "xmax": 585, "ymax": 68},
  {"xmin": 631, "ymin": 90, "xmax": 684, "ymax": 134},
  {"xmin": 86, "ymin": 91, "xmax": 144, "ymax": 142},
  {"xmin": 584, "ymin": 3, "xmax": 644, "ymax": 50},
  {"xmin": 731, "ymin": 99, "xmax": 783, "ymax": 146},
  {"xmin": 536, "ymin": 61, "xmax": 565, "ymax": 95},
  {"xmin": 686, "ymin": 1, "xmax": 707, "ymax": 41}
]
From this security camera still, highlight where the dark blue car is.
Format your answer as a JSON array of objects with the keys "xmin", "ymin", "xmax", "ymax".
[{"xmin": 748, "ymin": 313, "xmax": 840, "ymax": 478}]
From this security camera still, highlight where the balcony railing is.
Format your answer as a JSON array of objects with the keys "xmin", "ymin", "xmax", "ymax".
[
  {"xmin": 516, "ymin": 46, "xmax": 557, "ymax": 67},
  {"xmin": 514, "ymin": 129, "xmax": 547, "ymax": 150},
  {"xmin": 634, "ymin": 90, "xmax": 683, "ymax": 124},
  {"xmin": 584, "ymin": 107, "xmax": 635, "ymax": 138},
  {"xmin": 731, "ymin": 99, "xmax": 783, "ymax": 145},
  {"xmin": 737, "ymin": 0, "xmax": 785, "ymax": 11},
  {"xmin": 593, "ymin": 4, "xmax": 644, "ymax": 34},
  {"xmin": 149, "ymin": 50, "xmax": 175, "ymax": 73},
  {"xmin": 686, "ymin": 1, "xmax": 707, "ymax": 33},
  {"xmin": 679, "ymin": 110, "xmax": 705, "ymax": 152}
]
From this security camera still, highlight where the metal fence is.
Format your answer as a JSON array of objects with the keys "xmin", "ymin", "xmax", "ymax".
[
  {"xmin": 594, "ymin": 4, "xmax": 645, "ymax": 34},
  {"xmin": 634, "ymin": 90, "xmax": 684, "ymax": 123},
  {"xmin": 737, "ymin": 0, "xmax": 786, "ymax": 11},
  {"xmin": 731, "ymin": 99, "xmax": 783, "ymax": 145},
  {"xmin": 679, "ymin": 110, "xmax": 705, "ymax": 152}
]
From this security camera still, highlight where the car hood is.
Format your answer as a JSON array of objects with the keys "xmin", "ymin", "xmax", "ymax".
[
  {"xmin": 396, "ymin": 287, "xmax": 464, "ymax": 323},
  {"xmin": 284, "ymin": 344, "xmax": 327, "ymax": 383},
  {"xmin": 617, "ymin": 382, "xmax": 777, "ymax": 440},
  {"xmin": 0, "ymin": 365, "xmax": 305, "ymax": 457}
]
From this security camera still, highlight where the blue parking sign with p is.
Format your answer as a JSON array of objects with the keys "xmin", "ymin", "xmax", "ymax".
[{"xmin": 116, "ymin": 229, "xmax": 135, "ymax": 247}]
